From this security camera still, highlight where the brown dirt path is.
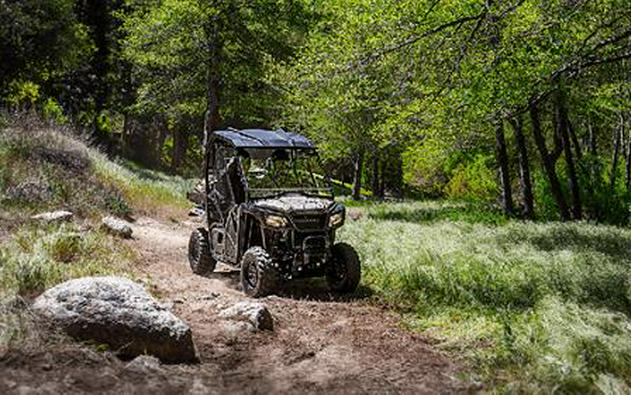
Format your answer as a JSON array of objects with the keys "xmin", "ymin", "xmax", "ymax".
[
  {"xmin": 127, "ymin": 215, "xmax": 468, "ymax": 394},
  {"xmin": 1, "ymin": 215, "xmax": 469, "ymax": 394}
]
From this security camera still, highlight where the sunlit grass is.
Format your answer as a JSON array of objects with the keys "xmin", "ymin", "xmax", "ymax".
[
  {"xmin": 90, "ymin": 151, "xmax": 192, "ymax": 217},
  {"xmin": 339, "ymin": 201, "xmax": 631, "ymax": 392}
]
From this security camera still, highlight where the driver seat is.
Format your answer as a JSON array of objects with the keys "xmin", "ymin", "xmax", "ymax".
[{"xmin": 226, "ymin": 157, "xmax": 246, "ymax": 204}]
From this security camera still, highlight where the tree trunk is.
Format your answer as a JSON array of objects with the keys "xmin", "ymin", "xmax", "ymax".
[
  {"xmin": 509, "ymin": 116, "xmax": 534, "ymax": 219},
  {"xmin": 530, "ymin": 102, "xmax": 571, "ymax": 221},
  {"xmin": 568, "ymin": 120, "xmax": 582, "ymax": 161},
  {"xmin": 588, "ymin": 120, "xmax": 597, "ymax": 155},
  {"xmin": 625, "ymin": 115, "xmax": 631, "ymax": 192},
  {"xmin": 202, "ymin": 14, "xmax": 222, "ymax": 153},
  {"xmin": 555, "ymin": 92, "xmax": 582, "ymax": 220},
  {"xmin": 352, "ymin": 150, "xmax": 364, "ymax": 201},
  {"xmin": 610, "ymin": 114, "xmax": 623, "ymax": 193},
  {"xmin": 378, "ymin": 158, "xmax": 386, "ymax": 198},
  {"xmin": 371, "ymin": 152, "xmax": 381, "ymax": 199},
  {"xmin": 171, "ymin": 127, "xmax": 187, "ymax": 173},
  {"xmin": 495, "ymin": 120, "xmax": 514, "ymax": 216}
]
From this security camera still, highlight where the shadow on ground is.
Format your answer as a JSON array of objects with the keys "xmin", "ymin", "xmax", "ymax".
[
  {"xmin": 208, "ymin": 269, "xmax": 373, "ymax": 302},
  {"xmin": 497, "ymin": 225, "xmax": 631, "ymax": 263},
  {"xmin": 367, "ymin": 204, "xmax": 506, "ymax": 225}
]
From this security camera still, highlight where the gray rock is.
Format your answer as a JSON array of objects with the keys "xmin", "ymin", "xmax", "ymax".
[
  {"xmin": 31, "ymin": 210, "xmax": 74, "ymax": 223},
  {"xmin": 222, "ymin": 320, "xmax": 256, "ymax": 336},
  {"xmin": 32, "ymin": 276, "xmax": 197, "ymax": 363},
  {"xmin": 218, "ymin": 301, "xmax": 273, "ymax": 331},
  {"xmin": 125, "ymin": 355, "xmax": 162, "ymax": 374},
  {"xmin": 101, "ymin": 216, "xmax": 133, "ymax": 238}
]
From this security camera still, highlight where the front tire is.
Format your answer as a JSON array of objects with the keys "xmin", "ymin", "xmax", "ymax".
[
  {"xmin": 240, "ymin": 247, "xmax": 278, "ymax": 298},
  {"xmin": 326, "ymin": 242, "xmax": 361, "ymax": 293},
  {"xmin": 188, "ymin": 228, "xmax": 216, "ymax": 276}
]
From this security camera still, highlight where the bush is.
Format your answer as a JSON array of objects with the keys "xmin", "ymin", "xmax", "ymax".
[
  {"xmin": 41, "ymin": 98, "xmax": 68, "ymax": 125},
  {"xmin": 444, "ymin": 154, "xmax": 498, "ymax": 202}
]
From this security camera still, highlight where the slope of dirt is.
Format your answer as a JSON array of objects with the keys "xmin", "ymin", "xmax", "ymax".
[{"xmin": 1, "ymin": 215, "xmax": 469, "ymax": 394}]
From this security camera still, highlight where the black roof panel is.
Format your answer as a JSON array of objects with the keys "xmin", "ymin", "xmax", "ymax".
[{"xmin": 213, "ymin": 129, "xmax": 315, "ymax": 149}]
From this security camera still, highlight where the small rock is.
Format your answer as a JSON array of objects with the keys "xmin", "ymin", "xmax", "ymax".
[
  {"xmin": 218, "ymin": 301, "xmax": 273, "ymax": 331},
  {"xmin": 222, "ymin": 321, "xmax": 255, "ymax": 336},
  {"xmin": 101, "ymin": 216, "xmax": 133, "ymax": 239},
  {"xmin": 31, "ymin": 210, "xmax": 73, "ymax": 223},
  {"xmin": 348, "ymin": 209, "xmax": 363, "ymax": 221},
  {"xmin": 199, "ymin": 292, "xmax": 220, "ymax": 301},
  {"xmin": 125, "ymin": 355, "xmax": 162, "ymax": 374}
]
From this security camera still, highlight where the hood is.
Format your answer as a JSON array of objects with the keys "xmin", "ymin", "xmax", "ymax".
[{"xmin": 252, "ymin": 194, "xmax": 334, "ymax": 213}]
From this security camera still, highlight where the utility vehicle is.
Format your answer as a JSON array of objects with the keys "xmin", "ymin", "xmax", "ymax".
[{"xmin": 188, "ymin": 128, "xmax": 361, "ymax": 297}]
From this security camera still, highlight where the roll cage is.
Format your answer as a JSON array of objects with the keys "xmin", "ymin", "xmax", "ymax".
[{"xmin": 203, "ymin": 128, "xmax": 332, "ymax": 226}]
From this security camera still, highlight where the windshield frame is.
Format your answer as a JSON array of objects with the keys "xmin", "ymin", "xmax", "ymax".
[{"xmin": 239, "ymin": 148, "xmax": 334, "ymax": 200}]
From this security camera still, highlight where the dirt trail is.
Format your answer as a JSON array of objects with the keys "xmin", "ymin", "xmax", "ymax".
[
  {"xmin": 1, "ymin": 215, "xmax": 468, "ymax": 394},
  {"xmin": 128, "ymin": 216, "xmax": 467, "ymax": 394}
]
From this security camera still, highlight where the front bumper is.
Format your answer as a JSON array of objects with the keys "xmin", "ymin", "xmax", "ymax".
[{"xmin": 266, "ymin": 229, "xmax": 332, "ymax": 279}]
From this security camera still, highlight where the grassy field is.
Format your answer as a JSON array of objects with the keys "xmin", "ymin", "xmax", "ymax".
[{"xmin": 339, "ymin": 200, "xmax": 631, "ymax": 393}]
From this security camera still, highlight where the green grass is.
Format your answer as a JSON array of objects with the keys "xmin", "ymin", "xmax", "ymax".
[
  {"xmin": 339, "ymin": 200, "xmax": 631, "ymax": 393},
  {"xmin": 91, "ymin": 152, "xmax": 192, "ymax": 217}
]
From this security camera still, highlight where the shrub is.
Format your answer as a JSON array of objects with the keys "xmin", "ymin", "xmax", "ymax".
[
  {"xmin": 41, "ymin": 98, "xmax": 68, "ymax": 125},
  {"xmin": 444, "ymin": 154, "xmax": 498, "ymax": 202}
]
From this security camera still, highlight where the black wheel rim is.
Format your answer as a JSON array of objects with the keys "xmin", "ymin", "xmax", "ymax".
[
  {"xmin": 245, "ymin": 259, "xmax": 258, "ymax": 289},
  {"xmin": 330, "ymin": 255, "xmax": 347, "ymax": 287}
]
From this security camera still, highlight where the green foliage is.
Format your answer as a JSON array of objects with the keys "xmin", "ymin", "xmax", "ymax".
[
  {"xmin": 41, "ymin": 98, "xmax": 68, "ymax": 125},
  {"xmin": 444, "ymin": 154, "xmax": 498, "ymax": 202},
  {"xmin": 5, "ymin": 81, "xmax": 40, "ymax": 109},
  {"xmin": 577, "ymin": 155, "xmax": 631, "ymax": 225},
  {"xmin": 120, "ymin": 0, "xmax": 314, "ymax": 124},
  {"xmin": 0, "ymin": 0, "xmax": 93, "ymax": 101},
  {"xmin": 340, "ymin": 201, "xmax": 631, "ymax": 391}
]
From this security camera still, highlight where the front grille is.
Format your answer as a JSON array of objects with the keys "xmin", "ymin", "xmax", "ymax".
[
  {"xmin": 303, "ymin": 235, "xmax": 327, "ymax": 250},
  {"xmin": 292, "ymin": 213, "xmax": 326, "ymax": 231}
]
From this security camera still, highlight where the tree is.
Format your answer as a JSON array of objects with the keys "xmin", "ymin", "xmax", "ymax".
[
  {"xmin": 0, "ymin": 0, "xmax": 91, "ymax": 108},
  {"xmin": 120, "ymin": 0, "xmax": 314, "ymax": 171}
]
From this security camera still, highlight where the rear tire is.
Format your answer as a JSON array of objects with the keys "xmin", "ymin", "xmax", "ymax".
[
  {"xmin": 326, "ymin": 242, "xmax": 361, "ymax": 293},
  {"xmin": 188, "ymin": 228, "xmax": 216, "ymax": 276},
  {"xmin": 240, "ymin": 247, "xmax": 278, "ymax": 298}
]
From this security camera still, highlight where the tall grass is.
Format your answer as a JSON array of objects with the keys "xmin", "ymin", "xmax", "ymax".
[
  {"xmin": 339, "ymin": 201, "xmax": 631, "ymax": 392},
  {"xmin": 90, "ymin": 152, "xmax": 192, "ymax": 217}
]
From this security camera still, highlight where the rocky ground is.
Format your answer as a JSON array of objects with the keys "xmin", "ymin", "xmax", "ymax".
[{"xmin": 1, "ymin": 215, "xmax": 469, "ymax": 394}]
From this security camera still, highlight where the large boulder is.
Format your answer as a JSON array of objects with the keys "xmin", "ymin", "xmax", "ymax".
[
  {"xmin": 218, "ymin": 301, "xmax": 274, "ymax": 331},
  {"xmin": 32, "ymin": 276, "xmax": 197, "ymax": 363},
  {"xmin": 101, "ymin": 216, "xmax": 133, "ymax": 238}
]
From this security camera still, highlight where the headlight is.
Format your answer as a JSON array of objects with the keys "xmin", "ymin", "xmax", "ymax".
[
  {"xmin": 265, "ymin": 215, "xmax": 288, "ymax": 228},
  {"xmin": 328, "ymin": 212, "xmax": 344, "ymax": 228}
]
